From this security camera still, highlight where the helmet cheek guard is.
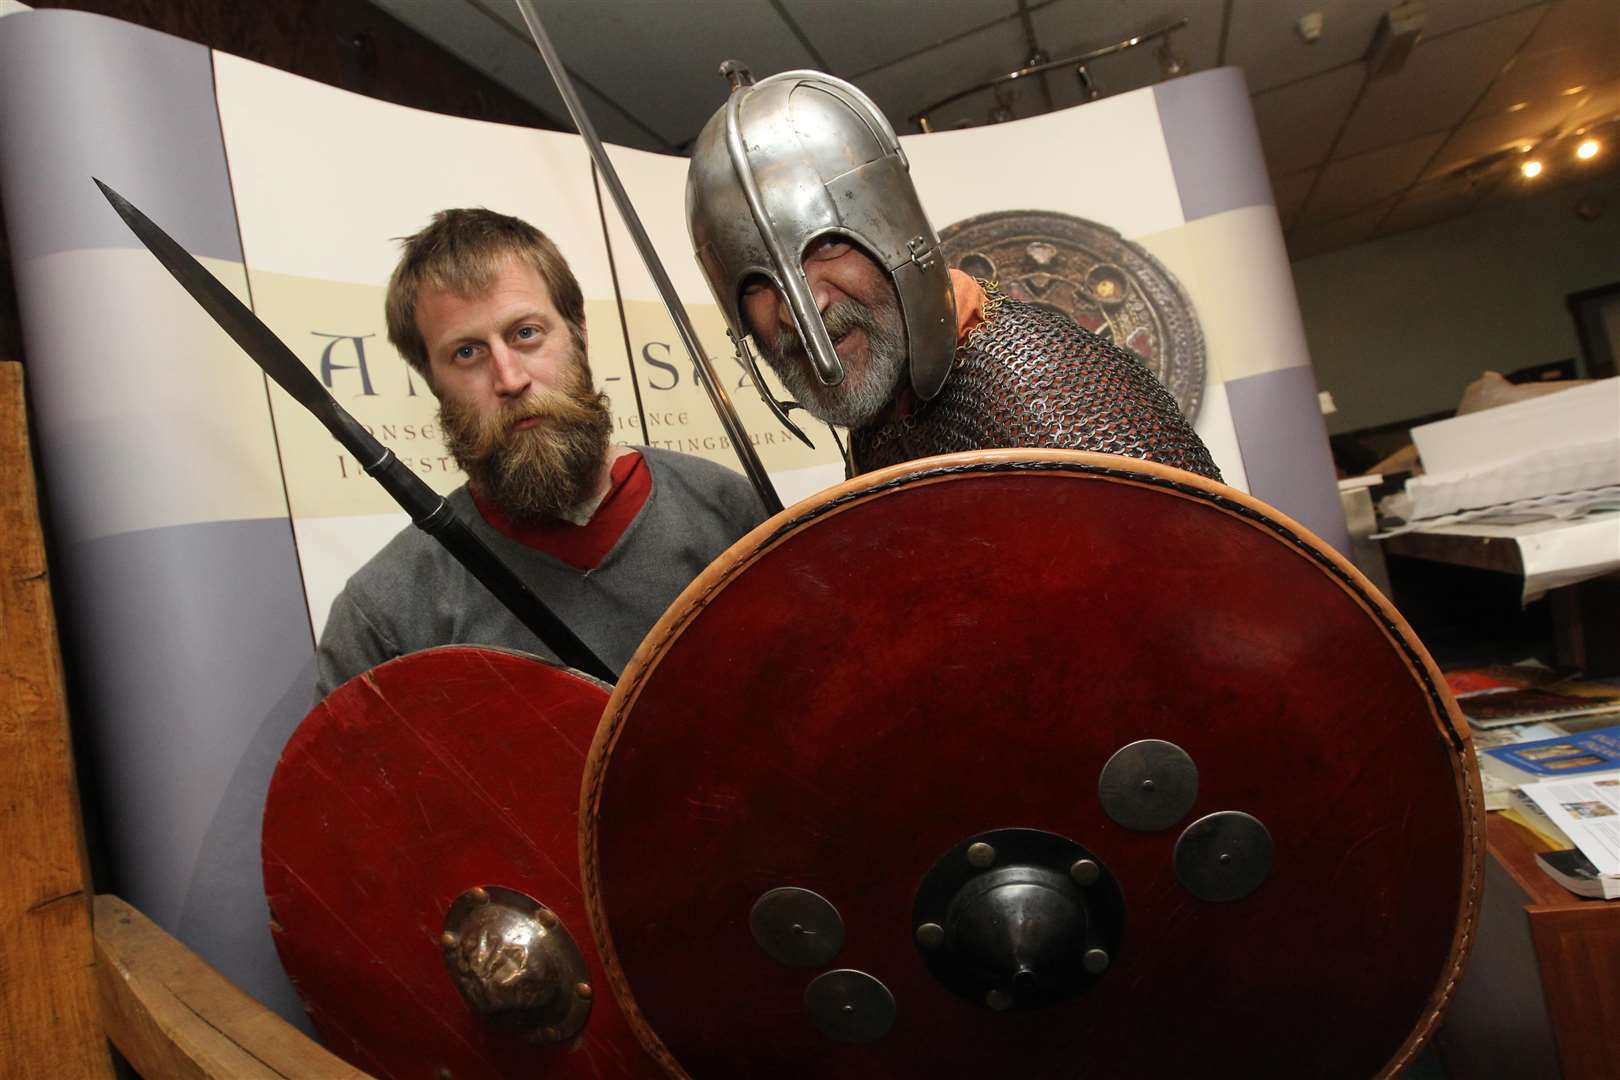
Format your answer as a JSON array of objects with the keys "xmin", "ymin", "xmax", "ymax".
[{"xmin": 687, "ymin": 66, "xmax": 957, "ymax": 422}]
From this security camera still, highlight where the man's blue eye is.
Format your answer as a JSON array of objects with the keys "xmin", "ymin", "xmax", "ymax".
[
  {"xmin": 455, "ymin": 345, "xmax": 476, "ymax": 360},
  {"xmin": 516, "ymin": 326, "xmax": 539, "ymax": 340}
]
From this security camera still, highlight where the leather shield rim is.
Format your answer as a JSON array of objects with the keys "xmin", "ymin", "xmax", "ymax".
[{"xmin": 579, "ymin": 448, "xmax": 1484, "ymax": 1080}]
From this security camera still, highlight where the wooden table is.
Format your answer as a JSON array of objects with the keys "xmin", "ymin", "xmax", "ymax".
[
  {"xmin": 1380, "ymin": 528, "xmax": 1620, "ymax": 673},
  {"xmin": 1437, "ymin": 814, "xmax": 1620, "ymax": 1079}
]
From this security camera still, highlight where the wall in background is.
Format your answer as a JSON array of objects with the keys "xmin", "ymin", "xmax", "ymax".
[
  {"xmin": 0, "ymin": 0, "xmax": 558, "ymax": 367},
  {"xmin": 1295, "ymin": 171, "xmax": 1620, "ymax": 437}
]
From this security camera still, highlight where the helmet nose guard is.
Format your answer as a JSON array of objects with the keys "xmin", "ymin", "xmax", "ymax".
[{"xmin": 687, "ymin": 65, "xmax": 957, "ymax": 418}]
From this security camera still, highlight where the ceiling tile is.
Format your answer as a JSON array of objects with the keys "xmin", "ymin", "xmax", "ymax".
[
  {"xmin": 1271, "ymin": 168, "xmax": 1317, "ymax": 229},
  {"xmin": 1423, "ymin": 0, "xmax": 1546, "ymax": 36},
  {"xmin": 1287, "ymin": 197, "xmax": 1395, "ymax": 258},
  {"xmin": 1425, "ymin": 93, "xmax": 1577, "ymax": 178},
  {"xmin": 1335, "ymin": 6, "xmax": 1542, "ymax": 157},
  {"xmin": 783, "ymin": 0, "xmax": 1018, "ymax": 78},
  {"xmin": 477, "ymin": 0, "xmax": 818, "ymax": 147},
  {"xmin": 1377, "ymin": 171, "xmax": 1492, "ymax": 235},
  {"xmin": 1297, "ymin": 131, "xmax": 1447, "ymax": 225},
  {"xmin": 1250, "ymin": 63, "xmax": 1366, "ymax": 175},
  {"xmin": 1471, "ymin": 0, "xmax": 1620, "ymax": 119},
  {"xmin": 1566, "ymin": 75, "xmax": 1620, "ymax": 130},
  {"xmin": 1226, "ymin": 0, "xmax": 1387, "ymax": 95},
  {"xmin": 370, "ymin": 0, "xmax": 658, "ymax": 149},
  {"xmin": 859, "ymin": 17, "xmax": 1033, "ymax": 132}
]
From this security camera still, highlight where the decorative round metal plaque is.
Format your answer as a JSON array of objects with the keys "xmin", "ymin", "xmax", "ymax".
[
  {"xmin": 939, "ymin": 210, "xmax": 1206, "ymax": 421},
  {"xmin": 1174, "ymin": 811, "xmax": 1274, "ymax": 902},
  {"xmin": 803, "ymin": 969, "xmax": 897, "ymax": 1044},
  {"xmin": 1098, "ymin": 739, "xmax": 1199, "ymax": 832},
  {"xmin": 750, "ymin": 886, "xmax": 846, "ymax": 968}
]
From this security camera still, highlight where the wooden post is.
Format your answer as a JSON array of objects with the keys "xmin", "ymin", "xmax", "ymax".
[{"xmin": 0, "ymin": 362, "xmax": 115, "ymax": 1078}]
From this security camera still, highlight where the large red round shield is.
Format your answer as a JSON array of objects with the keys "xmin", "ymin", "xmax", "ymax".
[
  {"xmin": 582, "ymin": 450, "xmax": 1483, "ymax": 1079},
  {"xmin": 264, "ymin": 646, "xmax": 657, "ymax": 1078}
]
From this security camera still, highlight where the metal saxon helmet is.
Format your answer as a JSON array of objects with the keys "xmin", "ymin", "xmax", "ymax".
[{"xmin": 686, "ymin": 63, "xmax": 957, "ymax": 434}]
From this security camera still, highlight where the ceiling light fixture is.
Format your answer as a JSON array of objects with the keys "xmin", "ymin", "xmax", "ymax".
[
  {"xmin": 1521, "ymin": 159, "xmax": 1544, "ymax": 178},
  {"xmin": 911, "ymin": 17, "xmax": 1187, "ymax": 132},
  {"xmin": 1075, "ymin": 64, "xmax": 1101, "ymax": 103},
  {"xmin": 1576, "ymin": 139, "xmax": 1600, "ymax": 160},
  {"xmin": 1157, "ymin": 37, "xmax": 1187, "ymax": 78}
]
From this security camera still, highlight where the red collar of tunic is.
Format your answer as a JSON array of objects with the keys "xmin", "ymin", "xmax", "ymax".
[{"xmin": 470, "ymin": 449, "xmax": 651, "ymax": 570}]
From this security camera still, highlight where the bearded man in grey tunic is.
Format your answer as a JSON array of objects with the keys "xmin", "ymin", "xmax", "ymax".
[
  {"xmin": 686, "ymin": 67, "xmax": 1220, "ymax": 483},
  {"xmin": 315, "ymin": 209, "xmax": 764, "ymax": 698}
]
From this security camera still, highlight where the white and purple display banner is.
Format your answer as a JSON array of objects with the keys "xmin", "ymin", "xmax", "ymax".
[{"xmin": 0, "ymin": 8, "xmax": 1341, "ymax": 1026}]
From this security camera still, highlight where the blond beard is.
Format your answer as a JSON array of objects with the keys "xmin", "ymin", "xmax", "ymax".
[{"xmin": 439, "ymin": 344, "xmax": 614, "ymax": 523}]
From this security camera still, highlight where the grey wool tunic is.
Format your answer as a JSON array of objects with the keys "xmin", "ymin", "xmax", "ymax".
[{"xmin": 314, "ymin": 447, "xmax": 766, "ymax": 698}]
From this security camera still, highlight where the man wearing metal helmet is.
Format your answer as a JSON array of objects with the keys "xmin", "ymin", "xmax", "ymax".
[{"xmin": 687, "ymin": 66, "xmax": 1220, "ymax": 481}]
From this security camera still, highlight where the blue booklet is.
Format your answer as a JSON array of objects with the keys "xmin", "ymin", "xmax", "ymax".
[{"xmin": 1485, "ymin": 724, "xmax": 1620, "ymax": 776}]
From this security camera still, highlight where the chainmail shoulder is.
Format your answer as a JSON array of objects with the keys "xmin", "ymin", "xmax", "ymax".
[{"xmin": 851, "ymin": 296, "xmax": 1222, "ymax": 481}]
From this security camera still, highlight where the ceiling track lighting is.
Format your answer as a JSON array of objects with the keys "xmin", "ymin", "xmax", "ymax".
[{"xmin": 912, "ymin": 17, "xmax": 1188, "ymax": 133}]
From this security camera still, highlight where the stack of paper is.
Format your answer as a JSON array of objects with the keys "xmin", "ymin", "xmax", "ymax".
[
  {"xmin": 1387, "ymin": 379, "xmax": 1620, "ymax": 523},
  {"xmin": 1374, "ymin": 380, "xmax": 1620, "ymax": 599},
  {"xmin": 1520, "ymin": 771, "xmax": 1620, "ymax": 881}
]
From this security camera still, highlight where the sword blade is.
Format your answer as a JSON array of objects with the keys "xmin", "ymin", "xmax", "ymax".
[
  {"xmin": 510, "ymin": 0, "xmax": 785, "ymax": 517},
  {"xmin": 93, "ymin": 179, "xmax": 616, "ymax": 685}
]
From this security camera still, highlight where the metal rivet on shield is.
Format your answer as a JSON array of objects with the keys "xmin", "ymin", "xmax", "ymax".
[
  {"xmin": 916, "ymin": 922, "xmax": 945, "ymax": 949},
  {"xmin": 1069, "ymin": 859, "xmax": 1100, "ymax": 887},
  {"xmin": 967, "ymin": 842, "xmax": 996, "ymax": 868}
]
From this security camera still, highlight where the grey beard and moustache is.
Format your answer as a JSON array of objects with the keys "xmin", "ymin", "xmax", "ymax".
[
  {"xmin": 756, "ymin": 298, "xmax": 908, "ymax": 428},
  {"xmin": 438, "ymin": 349, "xmax": 614, "ymax": 523}
]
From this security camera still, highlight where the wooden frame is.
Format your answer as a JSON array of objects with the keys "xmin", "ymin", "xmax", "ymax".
[{"xmin": 1, "ymin": 362, "xmax": 368, "ymax": 1080}]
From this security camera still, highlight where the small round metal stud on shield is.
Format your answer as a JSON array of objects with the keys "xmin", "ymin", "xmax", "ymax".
[
  {"xmin": 1098, "ymin": 739, "xmax": 1199, "ymax": 831},
  {"xmin": 803, "ymin": 969, "xmax": 896, "ymax": 1044},
  {"xmin": 1174, "ymin": 811, "xmax": 1274, "ymax": 901},
  {"xmin": 749, "ymin": 887, "xmax": 846, "ymax": 968}
]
